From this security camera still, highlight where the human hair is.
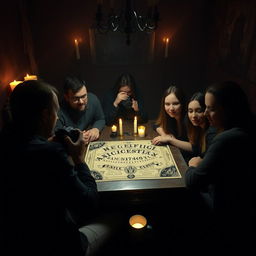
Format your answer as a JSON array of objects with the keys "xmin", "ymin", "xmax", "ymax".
[
  {"xmin": 9, "ymin": 80, "xmax": 58, "ymax": 137},
  {"xmin": 113, "ymin": 73, "xmax": 137, "ymax": 99},
  {"xmin": 63, "ymin": 76, "xmax": 86, "ymax": 94},
  {"xmin": 186, "ymin": 92, "xmax": 209, "ymax": 153},
  {"xmin": 206, "ymin": 81, "xmax": 252, "ymax": 130},
  {"xmin": 156, "ymin": 85, "xmax": 187, "ymax": 136}
]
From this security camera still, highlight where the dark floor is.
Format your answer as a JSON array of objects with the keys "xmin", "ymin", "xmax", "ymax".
[
  {"xmin": 97, "ymin": 190, "xmax": 211, "ymax": 256},
  {"xmin": 97, "ymin": 189, "xmax": 256, "ymax": 256}
]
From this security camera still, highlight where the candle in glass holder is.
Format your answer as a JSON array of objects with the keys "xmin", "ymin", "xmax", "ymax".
[
  {"xmin": 119, "ymin": 118, "xmax": 123, "ymax": 136},
  {"xmin": 9, "ymin": 80, "xmax": 23, "ymax": 91},
  {"xmin": 111, "ymin": 125, "xmax": 117, "ymax": 132},
  {"xmin": 24, "ymin": 74, "xmax": 38, "ymax": 80},
  {"xmin": 134, "ymin": 116, "xmax": 137, "ymax": 134},
  {"xmin": 138, "ymin": 126, "xmax": 146, "ymax": 137}
]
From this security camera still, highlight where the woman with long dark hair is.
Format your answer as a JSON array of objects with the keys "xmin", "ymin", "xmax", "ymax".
[{"xmin": 102, "ymin": 73, "xmax": 148, "ymax": 126}]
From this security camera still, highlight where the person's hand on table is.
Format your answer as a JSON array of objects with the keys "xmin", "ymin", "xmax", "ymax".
[
  {"xmin": 188, "ymin": 156, "xmax": 202, "ymax": 167},
  {"xmin": 151, "ymin": 134, "xmax": 173, "ymax": 145},
  {"xmin": 83, "ymin": 128, "xmax": 100, "ymax": 144}
]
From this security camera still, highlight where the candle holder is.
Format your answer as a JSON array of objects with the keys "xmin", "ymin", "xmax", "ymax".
[
  {"xmin": 110, "ymin": 131, "xmax": 117, "ymax": 138},
  {"xmin": 138, "ymin": 126, "xmax": 146, "ymax": 137}
]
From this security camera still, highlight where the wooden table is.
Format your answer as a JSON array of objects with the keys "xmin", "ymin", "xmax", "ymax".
[{"xmin": 95, "ymin": 120, "xmax": 188, "ymax": 194}]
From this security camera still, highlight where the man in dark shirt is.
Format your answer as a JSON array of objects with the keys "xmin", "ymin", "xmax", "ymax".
[{"xmin": 55, "ymin": 76, "xmax": 105, "ymax": 143}]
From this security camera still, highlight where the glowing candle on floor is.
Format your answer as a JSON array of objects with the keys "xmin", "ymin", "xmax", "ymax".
[
  {"xmin": 74, "ymin": 39, "xmax": 80, "ymax": 60},
  {"xmin": 129, "ymin": 215, "xmax": 147, "ymax": 229},
  {"xmin": 111, "ymin": 125, "xmax": 117, "ymax": 133},
  {"xmin": 134, "ymin": 116, "xmax": 137, "ymax": 134},
  {"xmin": 119, "ymin": 118, "xmax": 123, "ymax": 136},
  {"xmin": 9, "ymin": 80, "xmax": 23, "ymax": 91},
  {"xmin": 138, "ymin": 126, "xmax": 146, "ymax": 137},
  {"xmin": 24, "ymin": 74, "xmax": 38, "ymax": 80}
]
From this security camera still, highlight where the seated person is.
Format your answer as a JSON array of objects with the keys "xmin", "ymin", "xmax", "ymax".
[
  {"xmin": 1, "ymin": 80, "xmax": 119, "ymax": 256},
  {"xmin": 55, "ymin": 76, "xmax": 105, "ymax": 143},
  {"xmin": 151, "ymin": 85, "xmax": 193, "ymax": 162},
  {"xmin": 102, "ymin": 73, "xmax": 148, "ymax": 126},
  {"xmin": 152, "ymin": 92, "xmax": 216, "ymax": 158},
  {"xmin": 185, "ymin": 81, "xmax": 256, "ymax": 254}
]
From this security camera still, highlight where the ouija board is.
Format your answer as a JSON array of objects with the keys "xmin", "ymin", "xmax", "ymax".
[{"xmin": 85, "ymin": 140, "xmax": 181, "ymax": 182}]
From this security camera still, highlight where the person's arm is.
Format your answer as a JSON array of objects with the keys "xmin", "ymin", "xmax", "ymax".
[
  {"xmin": 90, "ymin": 94, "xmax": 105, "ymax": 131},
  {"xmin": 102, "ymin": 92, "xmax": 119, "ymax": 126},
  {"xmin": 156, "ymin": 126, "xmax": 167, "ymax": 136},
  {"xmin": 169, "ymin": 136, "xmax": 192, "ymax": 151},
  {"xmin": 54, "ymin": 109, "xmax": 66, "ymax": 131},
  {"xmin": 54, "ymin": 131, "xmax": 99, "ymax": 215},
  {"xmin": 151, "ymin": 133, "xmax": 192, "ymax": 151},
  {"xmin": 185, "ymin": 134, "xmax": 223, "ymax": 189}
]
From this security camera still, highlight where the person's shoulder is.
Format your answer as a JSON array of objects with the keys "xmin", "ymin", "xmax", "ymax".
[
  {"xmin": 88, "ymin": 92, "xmax": 100, "ymax": 100},
  {"xmin": 216, "ymin": 128, "xmax": 249, "ymax": 143}
]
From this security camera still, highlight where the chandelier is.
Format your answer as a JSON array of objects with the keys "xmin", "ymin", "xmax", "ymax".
[{"xmin": 94, "ymin": 0, "xmax": 159, "ymax": 45}]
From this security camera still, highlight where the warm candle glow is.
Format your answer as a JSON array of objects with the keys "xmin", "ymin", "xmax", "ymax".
[
  {"xmin": 129, "ymin": 215, "xmax": 147, "ymax": 229},
  {"xmin": 9, "ymin": 80, "xmax": 23, "ymax": 91},
  {"xmin": 119, "ymin": 118, "xmax": 123, "ymax": 136},
  {"xmin": 111, "ymin": 125, "xmax": 117, "ymax": 133},
  {"xmin": 138, "ymin": 126, "xmax": 146, "ymax": 137},
  {"xmin": 74, "ymin": 39, "xmax": 80, "ymax": 60},
  {"xmin": 24, "ymin": 74, "xmax": 38, "ymax": 81},
  {"xmin": 134, "ymin": 116, "xmax": 137, "ymax": 134}
]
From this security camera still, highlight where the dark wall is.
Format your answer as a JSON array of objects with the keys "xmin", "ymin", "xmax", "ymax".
[
  {"xmin": 206, "ymin": 0, "xmax": 256, "ymax": 113},
  {"xmin": 30, "ymin": 0, "xmax": 211, "ymax": 117},
  {"xmin": 0, "ymin": 0, "xmax": 227, "ymax": 128}
]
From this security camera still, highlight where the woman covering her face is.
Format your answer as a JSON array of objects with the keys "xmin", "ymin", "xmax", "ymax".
[{"xmin": 102, "ymin": 73, "xmax": 148, "ymax": 126}]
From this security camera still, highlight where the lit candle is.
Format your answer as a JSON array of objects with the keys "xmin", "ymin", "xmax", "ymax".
[
  {"xmin": 129, "ymin": 214, "xmax": 147, "ymax": 229},
  {"xmin": 119, "ymin": 118, "xmax": 123, "ymax": 136},
  {"xmin": 24, "ymin": 74, "xmax": 38, "ymax": 80},
  {"xmin": 138, "ymin": 126, "xmax": 146, "ymax": 137},
  {"xmin": 111, "ymin": 125, "xmax": 117, "ymax": 133},
  {"xmin": 9, "ymin": 80, "xmax": 23, "ymax": 91},
  {"xmin": 134, "ymin": 116, "xmax": 137, "ymax": 134},
  {"xmin": 74, "ymin": 39, "xmax": 80, "ymax": 60},
  {"xmin": 164, "ymin": 37, "xmax": 169, "ymax": 58}
]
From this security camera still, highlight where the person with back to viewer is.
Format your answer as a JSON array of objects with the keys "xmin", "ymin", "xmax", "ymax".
[
  {"xmin": 55, "ymin": 76, "xmax": 105, "ymax": 143},
  {"xmin": 102, "ymin": 73, "xmax": 148, "ymax": 126},
  {"xmin": 1, "ymin": 80, "xmax": 119, "ymax": 256}
]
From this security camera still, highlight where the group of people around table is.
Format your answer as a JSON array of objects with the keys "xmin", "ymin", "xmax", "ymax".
[{"xmin": 1, "ymin": 74, "xmax": 256, "ymax": 255}]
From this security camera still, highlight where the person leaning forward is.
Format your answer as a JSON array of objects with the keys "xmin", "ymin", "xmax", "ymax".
[{"xmin": 55, "ymin": 76, "xmax": 105, "ymax": 144}]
